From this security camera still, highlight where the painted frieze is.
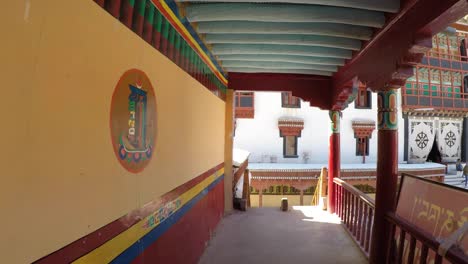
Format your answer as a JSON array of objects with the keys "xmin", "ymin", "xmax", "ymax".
[
  {"xmin": 377, "ymin": 90, "xmax": 398, "ymax": 130},
  {"xmin": 437, "ymin": 119, "xmax": 463, "ymax": 163},
  {"xmin": 408, "ymin": 118, "xmax": 435, "ymax": 163},
  {"xmin": 110, "ymin": 69, "xmax": 157, "ymax": 173}
]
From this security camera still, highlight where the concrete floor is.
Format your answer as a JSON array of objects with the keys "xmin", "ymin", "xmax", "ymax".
[{"xmin": 199, "ymin": 206, "xmax": 367, "ymax": 264}]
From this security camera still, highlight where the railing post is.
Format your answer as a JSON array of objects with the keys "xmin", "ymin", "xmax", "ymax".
[
  {"xmin": 328, "ymin": 110, "xmax": 341, "ymax": 214},
  {"xmin": 259, "ymin": 187, "xmax": 263, "ymax": 208},
  {"xmin": 370, "ymin": 89, "xmax": 399, "ymax": 263}
]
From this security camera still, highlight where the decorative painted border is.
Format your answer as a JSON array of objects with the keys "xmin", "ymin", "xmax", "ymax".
[
  {"xmin": 93, "ymin": 0, "xmax": 227, "ymax": 99},
  {"xmin": 34, "ymin": 163, "xmax": 224, "ymax": 263},
  {"xmin": 377, "ymin": 90, "xmax": 398, "ymax": 130},
  {"xmin": 329, "ymin": 110, "xmax": 341, "ymax": 133}
]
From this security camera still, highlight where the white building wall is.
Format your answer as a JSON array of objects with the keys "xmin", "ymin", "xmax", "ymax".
[{"xmin": 234, "ymin": 91, "xmax": 405, "ymax": 164}]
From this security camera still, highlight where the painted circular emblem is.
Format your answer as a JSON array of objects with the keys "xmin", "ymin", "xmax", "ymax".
[
  {"xmin": 445, "ymin": 131, "xmax": 456, "ymax": 148},
  {"xmin": 415, "ymin": 132, "xmax": 429, "ymax": 149},
  {"xmin": 110, "ymin": 69, "xmax": 157, "ymax": 173}
]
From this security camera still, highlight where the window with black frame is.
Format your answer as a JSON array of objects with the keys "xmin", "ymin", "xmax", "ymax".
[
  {"xmin": 283, "ymin": 135, "xmax": 298, "ymax": 158},
  {"xmin": 355, "ymin": 87, "xmax": 372, "ymax": 109},
  {"xmin": 356, "ymin": 137, "xmax": 369, "ymax": 156},
  {"xmin": 281, "ymin": 92, "xmax": 301, "ymax": 108}
]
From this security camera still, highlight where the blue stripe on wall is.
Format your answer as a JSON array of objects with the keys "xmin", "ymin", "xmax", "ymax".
[{"xmin": 110, "ymin": 175, "xmax": 224, "ymax": 263}]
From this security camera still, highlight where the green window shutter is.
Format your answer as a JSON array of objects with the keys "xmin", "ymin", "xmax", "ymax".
[
  {"xmin": 423, "ymin": 84, "xmax": 429, "ymax": 96},
  {"xmin": 431, "ymin": 85, "xmax": 438, "ymax": 96},
  {"xmin": 446, "ymin": 87, "xmax": 453, "ymax": 98},
  {"xmin": 405, "ymin": 83, "xmax": 412, "ymax": 95},
  {"xmin": 454, "ymin": 87, "xmax": 461, "ymax": 98}
]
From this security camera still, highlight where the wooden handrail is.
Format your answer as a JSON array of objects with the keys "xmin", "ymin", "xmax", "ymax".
[
  {"xmin": 333, "ymin": 177, "xmax": 375, "ymax": 258},
  {"xmin": 333, "ymin": 178, "xmax": 375, "ymax": 207},
  {"xmin": 386, "ymin": 212, "xmax": 467, "ymax": 264}
]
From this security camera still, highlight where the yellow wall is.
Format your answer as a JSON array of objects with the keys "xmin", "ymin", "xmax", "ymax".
[
  {"xmin": 0, "ymin": 1, "xmax": 225, "ymax": 263},
  {"xmin": 250, "ymin": 195, "xmax": 314, "ymax": 207}
]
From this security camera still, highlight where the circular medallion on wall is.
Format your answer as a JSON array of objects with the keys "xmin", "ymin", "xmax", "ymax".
[{"xmin": 110, "ymin": 69, "xmax": 157, "ymax": 173}]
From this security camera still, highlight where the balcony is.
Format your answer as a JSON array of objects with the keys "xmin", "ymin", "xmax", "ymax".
[{"xmin": 402, "ymin": 81, "xmax": 468, "ymax": 111}]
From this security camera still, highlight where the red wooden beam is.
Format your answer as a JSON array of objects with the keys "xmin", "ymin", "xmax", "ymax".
[
  {"xmin": 228, "ymin": 73, "xmax": 332, "ymax": 110},
  {"xmin": 332, "ymin": 0, "xmax": 468, "ymax": 104}
]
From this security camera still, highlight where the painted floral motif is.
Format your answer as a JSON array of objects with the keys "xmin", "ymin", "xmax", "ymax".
[
  {"xmin": 329, "ymin": 110, "xmax": 340, "ymax": 133},
  {"xmin": 142, "ymin": 198, "xmax": 182, "ymax": 229},
  {"xmin": 377, "ymin": 90, "xmax": 398, "ymax": 130}
]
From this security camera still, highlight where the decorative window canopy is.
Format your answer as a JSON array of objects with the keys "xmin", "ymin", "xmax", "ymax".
[
  {"xmin": 278, "ymin": 117, "xmax": 304, "ymax": 136},
  {"xmin": 352, "ymin": 120, "xmax": 376, "ymax": 138}
]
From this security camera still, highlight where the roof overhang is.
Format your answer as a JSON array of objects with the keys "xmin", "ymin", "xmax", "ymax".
[{"xmin": 170, "ymin": 0, "xmax": 468, "ymax": 110}]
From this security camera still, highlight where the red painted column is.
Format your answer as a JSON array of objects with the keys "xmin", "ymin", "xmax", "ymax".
[
  {"xmin": 328, "ymin": 110, "xmax": 340, "ymax": 213},
  {"xmin": 369, "ymin": 89, "xmax": 399, "ymax": 263}
]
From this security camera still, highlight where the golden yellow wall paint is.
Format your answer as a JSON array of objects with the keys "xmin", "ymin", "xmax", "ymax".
[
  {"xmin": 224, "ymin": 89, "xmax": 234, "ymax": 213},
  {"xmin": 0, "ymin": 1, "xmax": 224, "ymax": 263}
]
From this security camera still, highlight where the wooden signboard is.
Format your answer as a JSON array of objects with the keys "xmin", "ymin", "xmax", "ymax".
[{"xmin": 395, "ymin": 174, "xmax": 468, "ymax": 261}]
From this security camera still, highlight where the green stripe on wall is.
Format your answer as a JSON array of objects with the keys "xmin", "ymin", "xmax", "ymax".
[
  {"xmin": 162, "ymin": 18, "xmax": 170, "ymax": 39},
  {"xmin": 135, "ymin": 0, "xmax": 146, "ymax": 16},
  {"xmin": 145, "ymin": 4, "xmax": 155, "ymax": 25},
  {"xmin": 154, "ymin": 9, "xmax": 162, "ymax": 32}
]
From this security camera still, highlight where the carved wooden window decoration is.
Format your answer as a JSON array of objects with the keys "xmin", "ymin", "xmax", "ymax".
[
  {"xmin": 281, "ymin": 92, "xmax": 301, "ymax": 108},
  {"xmin": 234, "ymin": 92, "xmax": 254, "ymax": 118},
  {"xmin": 356, "ymin": 138, "xmax": 369, "ymax": 156},
  {"xmin": 352, "ymin": 120, "xmax": 375, "ymax": 163},
  {"xmin": 355, "ymin": 84, "xmax": 372, "ymax": 109},
  {"xmin": 278, "ymin": 118, "xmax": 304, "ymax": 158}
]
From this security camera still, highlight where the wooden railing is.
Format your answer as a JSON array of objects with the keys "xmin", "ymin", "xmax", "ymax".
[
  {"xmin": 402, "ymin": 86, "xmax": 468, "ymax": 111},
  {"xmin": 312, "ymin": 167, "xmax": 327, "ymax": 207},
  {"xmin": 386, "ymin": 212, "xmax": 467, "ymax": 264},
  {"xmin": 334, "ymin": 177, "xmax": 468, "ymax": 263},
  {"xmin": 333, "ymin": 178, "xmax": 375, "ymax": 258}
]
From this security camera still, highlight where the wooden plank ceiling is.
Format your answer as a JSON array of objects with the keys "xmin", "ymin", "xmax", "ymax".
[{"xmin": 175, "ymin": 0, "xmax": 468, "ymax": 109}]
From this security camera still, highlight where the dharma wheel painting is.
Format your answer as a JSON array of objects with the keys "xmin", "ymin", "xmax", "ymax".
[
  {"xmin": 407, "ymin": 118, "xmax": 462, "ymax": 164},
  {"xmin": 110, "ymin": 69, "xmax": 157, "ymax": 173}
]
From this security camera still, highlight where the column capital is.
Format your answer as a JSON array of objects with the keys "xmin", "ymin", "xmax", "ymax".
[
  {"xmin": 329, "ymin": 110, "xmax": 341, "ymax": 133},
  {"xmin": 377, "ymin": 89, "xmax": 398, "ymax": 130}
]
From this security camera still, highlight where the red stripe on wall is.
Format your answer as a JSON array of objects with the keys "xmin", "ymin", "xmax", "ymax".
[
  {"xmin": 132, "ymin": 179, "xmax": 224, "ymax": 264},
  {"xmin": 143, "ymin": 20, "xmax": 153, "ymax": 44},
  {"xmin": 120, "ymin": 3, "xmax": 134, "ymax": 28},
  {"xmin": 94, "ymin": 0, "xmax": 105, "ymax": 7},
  {"xmin": 33, "ymin": 163, "xmax": 224, "ymax": 263},
  {"xmin": 106, "ymin": 0, "xmax": 122, "ymax": 18},
  {"xmin": 151, "ymin": 1, "xmax": 227, "ymax": 87},
  {"xmin": 161, "ymin": 37, "xmax": 169, "ymax": 57},
  {"xmin": 152, "ymin": 31, "xmax": 162, "ymax": 50},
  {"xmin": 132, "ymin": 13, "xmax": 144, "ymax": 37}
]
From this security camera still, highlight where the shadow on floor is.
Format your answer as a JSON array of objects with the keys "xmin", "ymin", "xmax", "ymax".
[{"xmin": 199, "ymin": 206, "xmax": 367, "ymax": 264}]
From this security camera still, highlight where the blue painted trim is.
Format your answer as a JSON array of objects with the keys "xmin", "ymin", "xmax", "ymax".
[{"xmin": 110, "ymin": 174, "xmax": 224, "ymax": 263}]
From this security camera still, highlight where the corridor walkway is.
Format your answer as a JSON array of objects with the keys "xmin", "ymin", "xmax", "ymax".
[{"xmin": 199, "ymin": 206, "xmax": 367, "ymax": 264}]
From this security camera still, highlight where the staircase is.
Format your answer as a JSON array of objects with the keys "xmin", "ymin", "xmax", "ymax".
[{"xmin": 444, "ymin": 164, "xmax": 467, "ymax": 188}]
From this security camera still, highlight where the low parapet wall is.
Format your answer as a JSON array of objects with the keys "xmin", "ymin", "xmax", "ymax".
[{"xmin": 249, "ymin": 163, "xmax": 446, "ymax": 192}]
